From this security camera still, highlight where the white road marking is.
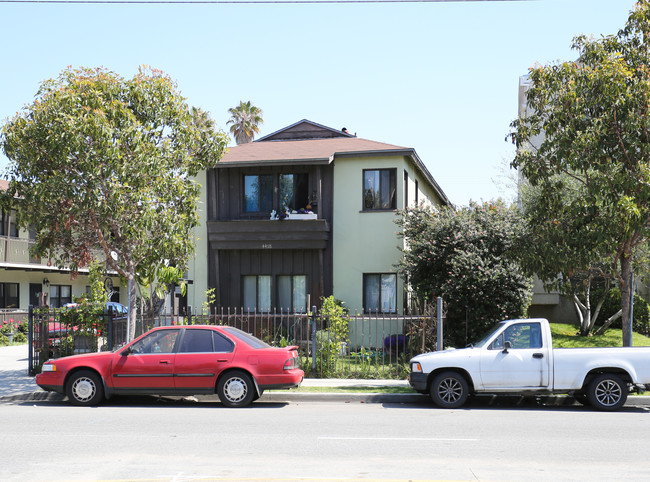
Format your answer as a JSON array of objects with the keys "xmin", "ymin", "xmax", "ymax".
[{"xmin": 318, "ymin": 436, "xmax": 478, "ymax": 441}]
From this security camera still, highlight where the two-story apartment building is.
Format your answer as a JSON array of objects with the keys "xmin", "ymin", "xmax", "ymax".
[
  {"xmin": 189, "ymin": 120, "xmax": 450, "ymax": 314},
  {"xmin": 0, "ymin": 181, "xmax": 123, "ymax": 310}
]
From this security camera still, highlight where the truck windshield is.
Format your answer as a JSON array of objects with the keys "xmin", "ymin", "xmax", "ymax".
[{"xmin": 472, "ymin": 322, "xmax": 507, "ymax": 348}]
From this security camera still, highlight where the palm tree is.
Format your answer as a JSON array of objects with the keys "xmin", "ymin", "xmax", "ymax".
[
  {"xmin": 227, "ymin": 101, "xmax": 263, "ymax": 145},
  {"xmin": 191, "ymin": 106, "xmax": 215, "ymax": 129}
]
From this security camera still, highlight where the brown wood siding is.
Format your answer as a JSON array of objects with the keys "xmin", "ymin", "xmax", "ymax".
[
  {"xmin": 205, "ymin": 164, "xmax": 334, "ymax": 310},
  {"xmin": 213, "ymin": 249, "xmax": 328, "ymax": 309}
]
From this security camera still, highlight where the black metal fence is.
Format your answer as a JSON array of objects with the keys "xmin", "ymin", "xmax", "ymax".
[{"xmin": 28, "ymin": 305, "xmax": 437, "ymax": 378}]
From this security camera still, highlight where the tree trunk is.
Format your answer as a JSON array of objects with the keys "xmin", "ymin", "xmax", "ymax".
[
  {"xmin": 127, "ymin": 275, "xmax": 137, "ymax": 343},
  {"xmin": 620, "ymin": 254, "xmax": 633, "ymax": 347}
]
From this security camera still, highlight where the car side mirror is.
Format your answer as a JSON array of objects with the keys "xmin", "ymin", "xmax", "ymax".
[
  {"xmin": 122, "ymin": 347, "xmax": 133, "ymax": 356},
  {"xmin": 502, "ymin": 341, "xmax": 512, "ymax": 354}
]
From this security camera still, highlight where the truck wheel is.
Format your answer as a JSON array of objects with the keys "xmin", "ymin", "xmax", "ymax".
[
  {"xmin": 430, "ymin": 371, "xmax": 469, "ymax": 409},
  {"xmin": 586, "ymin": 373, "xmax": 628, "ymax": 411}
]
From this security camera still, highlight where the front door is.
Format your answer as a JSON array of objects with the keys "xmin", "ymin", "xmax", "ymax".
[
  {"xmin": 111, "ymin": 329, "xmax": 180, "ymax": 392},
  {"xmin": 479, "ymin": 322, "xmax": 549, "ymax": 389}
]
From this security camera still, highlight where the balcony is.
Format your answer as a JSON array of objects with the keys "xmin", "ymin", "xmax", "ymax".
[
  {"xmin": 207, "ymin": 219, "xmax": 330, "ymax": 250},
  {"xmin": 0, "ymin": 237, "xmax": 45, "ymax": 266}
]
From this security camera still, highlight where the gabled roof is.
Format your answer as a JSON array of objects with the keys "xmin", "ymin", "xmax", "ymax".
[
  {"xmin": 219, "ymin": 120, "xmax": 451, "ymax": 206},
  {"xmin": 220, "ymin": 137, "xmax": 410, "ymax": 165},
  {"xmin": 256, "ymin": 119, "xmax": 355, "ymax": 142}
]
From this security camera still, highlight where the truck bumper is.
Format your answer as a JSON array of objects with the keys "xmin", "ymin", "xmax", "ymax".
[{"xmin": 409, "ymin": 372, "xmax": 428, "ymax": 392}]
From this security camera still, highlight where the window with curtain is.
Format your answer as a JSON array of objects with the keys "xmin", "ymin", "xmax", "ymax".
[
  {"xmin": 363, "ymin": 273, "xmax": 397, "ymax": 313},
  {"xmin": 242, "ymin": 275, "xmax": 271, "ymax": 312},
  {"xmin": 49, "ymin": 285, "xmax": 72, "ymax": 308},
  {"xmin": 277, "ymin": 275, "xmax": 307, "ymax": 312},
  {"xmin": 363, "ymin": 169, "xmax": 396, "ymax": 210}
]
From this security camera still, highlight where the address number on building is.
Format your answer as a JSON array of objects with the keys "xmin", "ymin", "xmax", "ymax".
[{"xmin": 262, "ymin": 243, "xmax": 272, "ymax": 249}]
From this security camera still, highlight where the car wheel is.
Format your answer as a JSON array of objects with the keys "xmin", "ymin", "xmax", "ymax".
[
  {"xmin": 430, "ymin": 371, "xmax": 469, "ymax": 409},
  {"xmin": 217, "ymin": 370, "xmax": 255, "ymax": 408},
  {"xmin": 66, "ymin": 370, "xmax": 104, "ymax": 406},
  {"xmin": 586, "ymin": 373, "xmax": 628, "ymax": 411}
]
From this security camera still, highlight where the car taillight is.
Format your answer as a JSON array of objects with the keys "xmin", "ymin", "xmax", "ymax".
[{"xmin": 284, "ymin": 357, "xmax": 299, "ymax": 370}]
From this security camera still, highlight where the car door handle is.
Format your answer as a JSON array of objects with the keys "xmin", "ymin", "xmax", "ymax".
[
  {"xmin": 532, "ymin": 353, "xmax": 544, "ymax": 359},
  {"xmin": 159, "ymin": 360, "xmax": 171, "ymax": 364}
]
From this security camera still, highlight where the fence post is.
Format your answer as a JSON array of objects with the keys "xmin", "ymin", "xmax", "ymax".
[
  {"xmin": 107, "ymin": 308, "xmax": 113, "ymax": 351},
  {"xmin": 187, "ymin": 305, "xmax": 193, "ymax": 326},
  {"xmin": 28, "ymin": 305, "xmax": 34, "ymax": 375},
  {"xmin": 436, "ymin": 297, "xmax": 443, "ymax": 352},
  {"xmin": 311, "ymin": 305, "xmax": 317, "ymax": 373}
]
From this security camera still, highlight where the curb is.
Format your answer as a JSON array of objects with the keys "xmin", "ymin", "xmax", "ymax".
[{"xmin": 2, "ymin": 390, "xmax": 650, "ymax": 407}]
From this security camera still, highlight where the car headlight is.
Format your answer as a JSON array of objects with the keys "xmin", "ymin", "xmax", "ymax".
[
  {"xmin": 41, "ymin": 363, "xmax": 56, "ymax": 372},
  {"xmin": 411, "ymin": 362, "xmax": 422, "ymax": 373}
]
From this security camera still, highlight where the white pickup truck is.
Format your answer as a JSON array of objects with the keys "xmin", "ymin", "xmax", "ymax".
[{"xmin": 409, "ymin": 318, "xmax": 650, "ymax": 410}]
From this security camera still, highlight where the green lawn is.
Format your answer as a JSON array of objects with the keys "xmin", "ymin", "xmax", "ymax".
[{"xmin": 551, "ymin": 323, "xmax": 650, "ymax": 348}]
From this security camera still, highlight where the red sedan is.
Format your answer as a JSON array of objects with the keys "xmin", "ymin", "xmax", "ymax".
[{"xmin": 35, "ymin": 325, "xmax": 304, "ymax": 407}]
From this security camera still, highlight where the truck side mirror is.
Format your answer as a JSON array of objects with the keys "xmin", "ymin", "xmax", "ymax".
[{"xmin": 502, "ymin": 341, "xmax": 512, "ymax": 354}]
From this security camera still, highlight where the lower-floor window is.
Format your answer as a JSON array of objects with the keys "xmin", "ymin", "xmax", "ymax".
[
  {"xmin": 49, "ymin": 285, "xmax": 72, "ymax": 308},
  {"xmin": 277, "ymin": 275, "xmax": 307, "ymax": 312},
  {"xmin": 243, "ymin": 275, "xmax": 271, "ymax": 312},
  {"xmin": 0, "ymin": 283, "xmax": 19, "ymax": 308},
  {"xmin": 243, "ymin": 274, "xmax": 307, "ymax": 312},
  {"xmin": 363, "ymin": 273, "xmax": 397, "ymax": 313}
]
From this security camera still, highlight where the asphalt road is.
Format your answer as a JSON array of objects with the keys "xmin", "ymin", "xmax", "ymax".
[{"xmin": 1, "ymin": 396, "xmax": 650, "ymax": 482}]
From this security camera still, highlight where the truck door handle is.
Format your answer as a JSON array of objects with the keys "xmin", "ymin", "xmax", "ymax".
[{"xmin": 533, "ymin": 353, "xmax": 544, "ymax": 359}]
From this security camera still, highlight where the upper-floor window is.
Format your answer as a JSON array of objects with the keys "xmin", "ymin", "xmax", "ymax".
[
  {"xmin": 363, "ymin": 169, "xmax": 396, "ymax": 211},
  {"xmin": 363, "ymin": 273, "xmax": 397, "ymax": 313},
  {"xmin": 0, "ymin": 283, "xmax": 19, "ymax": 308},
  {"xmin": 0, "ymin": 210, "xmax": 19, "ymax": 237},
  {"xmin": 243, "ymin": 173, "xmax": 309, "ymax": 214},
  {"xmin": 244, "ymin": 175, "xmax": 273, "ymax": 213}
]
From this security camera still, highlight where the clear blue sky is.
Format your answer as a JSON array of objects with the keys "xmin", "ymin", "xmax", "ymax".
[{"xmin": 0, "ymin": 0, "xmax": 639, "ymax": 206}]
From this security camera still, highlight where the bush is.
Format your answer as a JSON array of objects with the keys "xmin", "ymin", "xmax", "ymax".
[{"xmin": 397, "ymin": 202, "xmax": 533, "ymax": 347}]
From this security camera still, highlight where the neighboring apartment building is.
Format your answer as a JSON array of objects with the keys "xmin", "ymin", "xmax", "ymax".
[
  {"xmin": 0, "ymin": 180, "xmax": 123, "ymax": 310},
  {"xmin": 188, "ymin": 119, "xmax": 450, "ymax": 314}
]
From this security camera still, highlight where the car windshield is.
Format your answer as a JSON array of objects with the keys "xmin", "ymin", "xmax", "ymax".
[
  {"xmin": 471, "ymin": 321, "xmax": 507, "ymax": 348},
  {"xmin": 222, "ymin": 327, "xmax": 271, "ymax": 349}
]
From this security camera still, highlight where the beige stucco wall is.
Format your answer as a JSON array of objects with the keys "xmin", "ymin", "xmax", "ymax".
[
  {"xmin": 185, "ymin": 170, "xmax": 209, "ymax": 311},
  {"xmin": 332, "ymin": 155, "xmax": 407, "ymax": 314}
]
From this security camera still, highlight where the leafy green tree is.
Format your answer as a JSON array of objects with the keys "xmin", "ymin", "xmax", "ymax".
[
  {"xmin": 396, "ymin": 202, "xmax": 533, "ymax": 347},
  {"xmin": 516, "ymin": 177, "xmax": 624, "ymax": 336},
  {"xmin": 1, "ymin": 66, "xmax": 228, "ymax": 341},
  {"xmin": 227, "ymin": 100, "xmax": 263, "ymax": 145},
  {"xmin": 509, "ymin": 1, "xmax": 650, "ymax": 345}
]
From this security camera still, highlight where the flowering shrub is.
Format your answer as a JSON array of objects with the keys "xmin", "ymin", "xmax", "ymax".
[{"xmin": 1, "ymin": 319, "xmax": 18, "ymax": 335}]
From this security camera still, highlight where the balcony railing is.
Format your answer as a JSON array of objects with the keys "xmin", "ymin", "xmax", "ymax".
[{"xmin": 0, "ymin": 236, "xmax": 44, "ymax": 265}]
